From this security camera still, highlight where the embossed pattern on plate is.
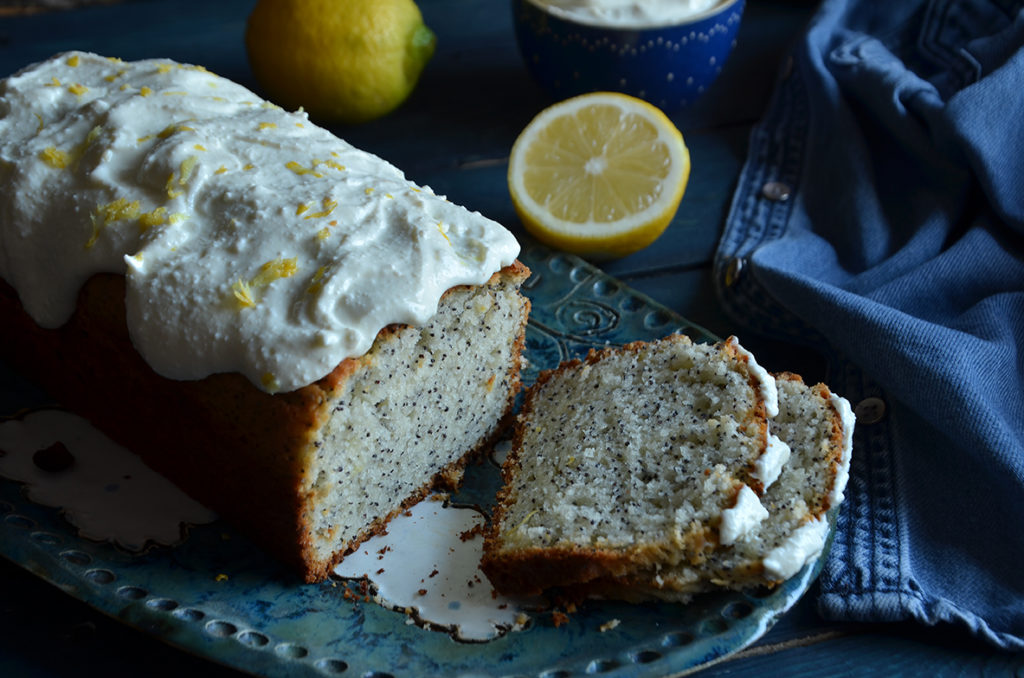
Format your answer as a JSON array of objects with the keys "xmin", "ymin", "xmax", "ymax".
[{"xmin": 0, "ymin": 244, "xmax": 828, "ymax": 678}]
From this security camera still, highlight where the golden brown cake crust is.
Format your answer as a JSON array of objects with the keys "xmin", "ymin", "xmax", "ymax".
[{"xmin": 0, "ymin": 260, "xmax": 530, "ymax": 582}]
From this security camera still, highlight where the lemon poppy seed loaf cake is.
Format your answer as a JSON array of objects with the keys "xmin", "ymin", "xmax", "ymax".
[
  {"xmin": 582, "ymin": 373, "xmax": 855, "ymax": 601},
  {"xmin": 0, "ymin": 52, "xmax": 530, "ymax": 581},
  {"xmin": 480, "ymin": 334, "xmax": 784, "ymax": 596}
]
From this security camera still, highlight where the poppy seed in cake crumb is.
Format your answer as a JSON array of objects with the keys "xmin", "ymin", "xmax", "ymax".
[{"xmin": 481, "ymin": 335, "xmax": 782, "ymax": 596}]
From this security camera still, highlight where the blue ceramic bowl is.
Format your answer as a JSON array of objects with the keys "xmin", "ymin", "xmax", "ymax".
[{"xmin": 512, "ymin": 0, "xmax": 745, "ymax": 110}]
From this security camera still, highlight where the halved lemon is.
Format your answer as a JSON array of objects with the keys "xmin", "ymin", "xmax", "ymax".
[{"xmin": 508, "ymin": 92, "xmax": 690, "ymax": 260}]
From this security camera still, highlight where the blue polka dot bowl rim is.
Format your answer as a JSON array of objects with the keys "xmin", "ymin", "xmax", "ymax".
[{"xmin": 512, "ymin": 0, "xmax": 746, "ymax": 111}]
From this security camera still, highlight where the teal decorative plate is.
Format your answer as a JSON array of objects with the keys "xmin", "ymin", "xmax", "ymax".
[{"xmin": 0, "ymin": 243, "xmax": 829, "ymax": 678}]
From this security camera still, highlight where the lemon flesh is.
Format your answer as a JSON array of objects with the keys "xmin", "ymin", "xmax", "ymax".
[
  {"xmin": 508, "ymin": 92, "xmax": 690, "ymax": 260},
  {"xmin": 245, "ymin": 0, "xmax": 435, "ymax": 124}
]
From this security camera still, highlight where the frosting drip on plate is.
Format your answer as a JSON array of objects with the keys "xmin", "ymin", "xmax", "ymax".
[{"xmin": 0, "ymin": 52, "xmax": 520, "ymax": 392}]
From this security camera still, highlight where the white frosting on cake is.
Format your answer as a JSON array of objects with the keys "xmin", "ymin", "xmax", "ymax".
[
  {"xmin": 0, "ymin": 52, "xmax": 520, "ymax": 392},
  {"xmin": 829, "ymin": 392, "xmax": 855, "ymax": 506},
  {"xmin": 762, "ymin": 516, "xmax": 829, "ymax": 580},
  {"xmin": 762, "ymin": 392, "xmax": 855, "ymax": 580},
  {"xmin": 727, "ymin": 336, "xmax": 779, "ymax": 417},
  {"xmin": 718, "ymin": 484, "xmax": 768, "ymax": 546},
  {"xmin": 752, "ymin": 432, "xmax": 791, "ymax": 490}
]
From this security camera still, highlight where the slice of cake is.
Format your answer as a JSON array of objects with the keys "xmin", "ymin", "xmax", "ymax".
[
  {"xmin": 593, "ymin": 373, "xmax": 855, "ymax": 600},
  {"xmin": 0, "ymin": 52, "xmax": 528, "ymax": 581},
  {"xmin": 480, "ymin": 334, "xmax": 780, "ymax": 596}
]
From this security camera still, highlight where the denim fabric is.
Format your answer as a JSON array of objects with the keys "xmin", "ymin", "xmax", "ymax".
[{"xmin": 715, "ymin": 0, "xmax": 1024, "ymax": 650}]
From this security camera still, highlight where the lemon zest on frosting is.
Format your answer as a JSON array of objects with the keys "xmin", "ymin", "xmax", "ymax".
[
  {"xmin": 165, "ymin": 156, "xmax": 199, "ymax": 199},
  {"xmin": 66, "ymin": 55, "xmax": 80, "ymax": 67},
  {"xmin": 66, "ymin": 125, "xmax": 103, "ymax": 170},
  {"xmin": 307, "ymin": 265, "xmax": 328, "ymax": 293},
  {"xmin": 40, "ymin": 146, "xmax": 70, "ymax": 169},
  {"xmin": 303, "ymin": 197, "xmax": 337, "ymax": 219},
  {"xmin": 251, "ymin": 257, "xmax": 299, "ymax": 288},
  {"xmin": 232, "ymin": 279, "xmax": 256, "ymax": 308},
  {"xmin": 99, "ymin": 198, "xmax": 141, "ymax": 222},
  {"xmin": 258, "ymin": 122, "xmax": 277, "ymax": 130},
  {"xmin": 139, "ymin": 86, "xmax": 153, "ymax": 97},
  {"xmin": 86, "ymin": 198, "xmax": 141, "ymax": 248},
  {"xmin": 68, "ymin": 83, "xmax": 88, "ymax": 97},
  {"xmin": 179, "ymin": 155, "xmax": 198, "ymax": 185},
  {"xmin": 261, "ymin": 372, "xmax": 280, "ymax": 393},
  {"xmin": 165, "ymin": 173, "xmax": 183, "ymax": 199},
  {"xmin": 84, "ymin": 125, "xmax": 102, "ymax": 146},
  {"xmin": 138, "ymin": 207, "xmax": 167, "ymax": 230},
  {"xmin": 436, "ymin": 222, "xmax": 451, "ymax": 245},
  {"xmin": 286, "ymin": 160, "xmax": 323, "ymax": 178},
  {"xmin": 232, "ymin": 257, "xmax": 299, "ymax": 309},
  {"xmin": 156, "ymin": 123, "xmax": 195, "ymax": 140}
]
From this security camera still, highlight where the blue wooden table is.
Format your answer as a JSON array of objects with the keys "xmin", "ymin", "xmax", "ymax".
[{"xmin": 0, "ymin": 0, "xmax": 1019, "ymax": 675}]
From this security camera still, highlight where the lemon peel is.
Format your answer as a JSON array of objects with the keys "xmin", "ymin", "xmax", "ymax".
[{"xmin": 507, "ymin": 92, "xmax": 690, "ymax": 260}]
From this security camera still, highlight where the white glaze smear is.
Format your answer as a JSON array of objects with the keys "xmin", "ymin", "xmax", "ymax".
[
  {"xmin": 762, "ymin": 517, "xmax": 829, "ymax": 580},
  {"xmin": 0, "ymin": 409, "xmax": 215, "ymax": 549},
  {"xmin": 718, "ymin": 484, "xmax": 768, "ymax": 546},
  {"xmin": 729, "ymin": 337, "xmax": 779, "ymax": 417},
  {"xmin": 529, "ymin": 0, "xmax": 727, "ymax": 27},
  {"xmin": 334, "ymin": 497, "xmax": 538, "ymax": 642},
  {"xmin": 762, "ymin": 391, "xmax": 855, "ymax": 580},
  {"xmin": 829, "ymin": 392, "xmax": 855, "ymax": 506},
  {"xmin": 753, "ymin": 432, "xmax": 791, "ymax": 490},
  {"xmin": 0, "ymin": 52, "xmax": 520, "ymax": 393}
]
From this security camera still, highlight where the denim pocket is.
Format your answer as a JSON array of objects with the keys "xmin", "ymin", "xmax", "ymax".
[
  {"xmin": 829, "ymin": 0, "xmax": 1024, "ymax": 101},
  {"xmin": 916, "ymin": 0, "xmax": 1024, "ymax": 97}
]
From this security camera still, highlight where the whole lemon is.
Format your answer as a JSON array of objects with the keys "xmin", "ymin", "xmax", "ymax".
[{"xmin": 245, "ymin": 0, "xmax": 436, "ymax": 124}]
